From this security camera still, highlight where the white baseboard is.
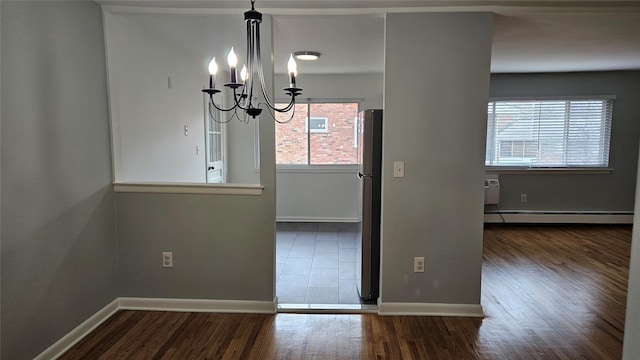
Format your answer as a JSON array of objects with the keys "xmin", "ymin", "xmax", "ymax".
[
  {"xmin": 118, "ymin": 297, "xmax": 278, "ymax": 314},
  {"xmin": 35, "ymin": 299, "xmax": 120, "ymax": 360},
  {"xmin": 276, "ymin": 216, "xmax": 361, "ymax": 223},
  {"xmin": 378, "ymin": 302, "xmax": 484, "ymax": 317},
  {"xmin": 484, "ymin": 211, "xmax": 633, "ymax": 224}
]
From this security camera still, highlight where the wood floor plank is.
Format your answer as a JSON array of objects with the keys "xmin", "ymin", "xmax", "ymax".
[{"xmin": 59, "ymin": 225, "xmax": 631, "ymax": 359}]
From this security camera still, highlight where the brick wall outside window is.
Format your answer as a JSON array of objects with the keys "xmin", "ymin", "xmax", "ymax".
[{"xmin": 276, "ymin": 103, "xmax": 359, "ymax": 164}]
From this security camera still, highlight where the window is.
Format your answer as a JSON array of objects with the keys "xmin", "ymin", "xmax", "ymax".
[
  {"xmin": 499, "ymin": 140, "xmax": 538, "ymax": 158},
  {"xmin": 485, "ymin": 98, "xmax": 613, "ymax": 168},
  {"xmin": 307, "ymin": 117, "xmax": 328, "ymax": 133},
  {"xmin": 275, "ymin": 102, "xmax": 360, "ymax": 165}
]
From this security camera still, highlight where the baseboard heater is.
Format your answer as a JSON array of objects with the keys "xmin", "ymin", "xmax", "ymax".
[{"xmin": 484, "ymin": 211, "xmax": 634, "ymax": 224}]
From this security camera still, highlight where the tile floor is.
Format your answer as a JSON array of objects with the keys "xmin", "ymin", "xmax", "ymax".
[{"xmin": 276, "ymin": 222, "xmax": 363, "ymax": 304}]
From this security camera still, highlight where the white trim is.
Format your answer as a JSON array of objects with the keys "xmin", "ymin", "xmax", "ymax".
[
  {"xmin": 278, "ymin": 303, "xmax": 378, "ymax": 314},
  {"xmin": 34, "ymin": 299, "xmax": 120, "ymax": 360},
  {"xmin": 276, "ymin": 164, "xmax": 360, "ymax": 174},
  {"xmin": 306, "ymin": 116, "xmax": 329, "ymax": 134},
  {"xmin": 378, "ymin": 302, "xmax": 484, "ymax": 317},
  {"xmin": 485, "ymin": 167, "xmax": 613, "ymax": 175},
  {"xmin": 118, "ymin": 297, "xmax": 278, "ymax": 314},
  {"xmin": 277, "ymin": 216, "xmax": 362, "ymax": 223},
  {"xmin": 101, "ymin": 5, "xmax": 640, "ymax": 16},
  {"xmin": 35, "ymin": 297, "xmax": 277, "ymax": 359},
  {"xmin": 489, "ymin": 95, "xmax": 617, "ymax": 101},
  {"xmin": 113, "ymin": 182, "xmax": 264, "ymax": 195},
  {"xmin": 277, "ymin": 98, "xmax": 365, "ymax": 104},
  {"xmin": 484, "ymin": 211, "xmax": 633, "ymax": 224}
]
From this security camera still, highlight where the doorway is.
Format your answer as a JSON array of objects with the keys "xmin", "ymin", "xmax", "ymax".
[
  {"xmin": 273, "ymin": 101, "xmax": 365, "ymax": 307},
  {"xmin": 275, "ymin": 222, "xmax": 362, "ymax": 305}
]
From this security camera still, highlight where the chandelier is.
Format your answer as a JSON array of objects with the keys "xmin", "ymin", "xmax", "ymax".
[{"xmin": 202, "ymin": 0, "xmax": 302, "ymax": 123}]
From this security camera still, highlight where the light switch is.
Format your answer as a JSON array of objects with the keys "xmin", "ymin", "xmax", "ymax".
[{"xmin": 393, "ymin": 161, "xmax": 405, "ymax": 178}]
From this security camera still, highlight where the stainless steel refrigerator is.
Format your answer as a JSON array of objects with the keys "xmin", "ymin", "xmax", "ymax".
[{"xmin": 357, "ymin": 109, "xmax": 383, "ymax": 301}]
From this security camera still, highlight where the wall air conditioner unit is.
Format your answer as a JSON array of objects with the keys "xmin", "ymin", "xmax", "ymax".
[{"xmin": 484, "ymin": 179, "xmax": 500, "ymax": 205}]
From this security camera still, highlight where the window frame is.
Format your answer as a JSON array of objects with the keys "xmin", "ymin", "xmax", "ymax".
[
  {"xmin": 275, "ymin": 99, "xmax": 363, "ymax": 168},
  {"xmin": 485, "ymin": 95, "xmax": 615, "ymax": 173},
  {"xmin": 306, "ymin": 116, "xmax": 329, "ymax": 134}
]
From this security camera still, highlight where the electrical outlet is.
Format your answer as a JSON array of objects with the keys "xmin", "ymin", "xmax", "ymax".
[
  {"xmin": 162, "ymin": 252, "xmax": 173, "ymax": 268},
  {"xmin": 414, "ymin": 257, "xmax": 425, "ymax": 273},
  {"xmin": 520, "ymin": 194, "xmax": 527, "ymax": 203}
]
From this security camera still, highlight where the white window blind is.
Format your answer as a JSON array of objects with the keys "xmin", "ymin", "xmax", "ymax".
[{"xmin": 485, "ymin": 98, "xmax": 613, "ymax": 168}]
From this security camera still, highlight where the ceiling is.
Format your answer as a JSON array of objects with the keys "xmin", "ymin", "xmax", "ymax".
[{"xmin": 99, "ymin": 0, "xmax": 640, "ymax": 74}]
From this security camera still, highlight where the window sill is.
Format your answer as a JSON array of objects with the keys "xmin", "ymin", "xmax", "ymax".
[
  {"xmin": 485, "ymin": 167, "xmax": 613, "ymax": 175},
  {"xmin": 276, "ymin": 164, "xmax": 360, "ymax": 174},
  {"xmin": 113, "ymin": 182, "xmax": 264, "ymax": 195}
]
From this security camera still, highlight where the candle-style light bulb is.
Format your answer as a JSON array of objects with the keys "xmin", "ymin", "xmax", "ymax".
[
  {"xmin": 208, "ymin": 57, "xmax": 218, "ymax": 75},
  {"xmin": 228, "ymin": 47, "xmax": 238, "ymax": 83},
  {"xmin": 208, "ymin": 57, "xmax": 218, "ymax": 89},
  {"xmin": 287, "ymin": 54, "xmax": 297, "ymax": 88},
  {"xmin": 227, "ymin": 48, "xmax": 238, "ymax": 67},
  {"xmin": 227, "ymin": 47, "xmax": 238, "ymax": 67},
  {"xmin": 240, "ymin": 65, "xmax": 248, "ymax": 84}
]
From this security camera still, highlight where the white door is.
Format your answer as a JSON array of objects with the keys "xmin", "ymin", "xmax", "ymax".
[{"xmin": 206, "ymin": 103, "xmax": 225, "ymax": 183}]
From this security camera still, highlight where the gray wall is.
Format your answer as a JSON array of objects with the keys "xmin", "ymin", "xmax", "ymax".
[
  {"xmin": 115, "ymin": 16, "xmax": 277, "ymax": 303},
  {"xmin": 381, "ymin": 13, "xmax": 493, "ymax": 304},
  {"xmin": 0, "ymin": 1, "xmax": 3, "ymax": 355},
  {"xmin": 488, "ymin": 72, "xmax": 640, "ymax": 212},
  {"xmin": 624, "ymin": 144, "xmax": 640, "ymax": 359},
  {"xmin": 116, "ymin": 193, "xmax": 276, "ymax": 300},
  {"xmin": 0, "ymin": 2, "xmax": 118, "ymax": 359}
]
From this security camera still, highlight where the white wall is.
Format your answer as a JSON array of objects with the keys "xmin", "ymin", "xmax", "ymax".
[
  {"xmin": 104, "ymin": 12, "xmax": 206, "ymax": 182},
  {"xmin": 103, "ymin": 11, "xmax": 261, "ymax": 184},
  {"xmin": 277, "ymin": 167, "xmax": 362, "ymax": 222},
  {"xmin": 276, "ymin": 73, "xmax": 383, "ymax": 222},
  {"xmin": 104, "ymin": 10, "xmax": 382, "ymax": 209},
  {"xmin": 288, "ymin": 73, "xmax": 384, "ymax": 110},
  {"xmin": 226, "ymin": 116, "xmax": 260, "ymax": 184}
]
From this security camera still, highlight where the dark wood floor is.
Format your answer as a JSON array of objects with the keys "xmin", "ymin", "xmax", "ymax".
[{"xmin": 59, "ymin": 225, "xmax": 632, "ymax": 359}]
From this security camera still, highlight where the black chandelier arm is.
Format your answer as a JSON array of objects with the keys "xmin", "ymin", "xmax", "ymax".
[
  {"xmin": 252, "ymin": 30, "xmax": 302, "ymax": 113},
  {"xmin": 233, "ymin": 107, "xmax": 252, "ymax": 124},
  {"xmin": 243, "ymin": 17, "xmax": 255, "ymax": 109},
  {"xmin": 208, "ymin": 102, "xmax": 234, "ymax": 123},
  {"xmin": 253, "ymin": 21, "xmax": 278, "ymax": 110},
  {"xmin": 274, "ymin": 96, "xmax": 296, "ymax": 113},
  {"xmin": 203, "ymin": 0, "xmax": 303, "ymax": 122},
  {"xmin": 257, "ymin": 57, "xmax": 274, "ymax": 109},
  {"xmin": 207, "ymin": 94, "xmax": 240, "ymax": 113},
  {"xmin": 256, "ymin": 93, "xmax": 295, "ymax": 114},
  {"xmin": 232, "ymin": 88, "xmax": 247, "ymax": 110},
  {"xmin": 262, "ymin": 99, "xmax": 297, "ymax": 124},
  {"xmin": 263, "ymin": 89, "xmax": 301, "ymax": 113},
  {"xmin": 255, "ymin": 93, "xmax": 298, "ymax": 123}
]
